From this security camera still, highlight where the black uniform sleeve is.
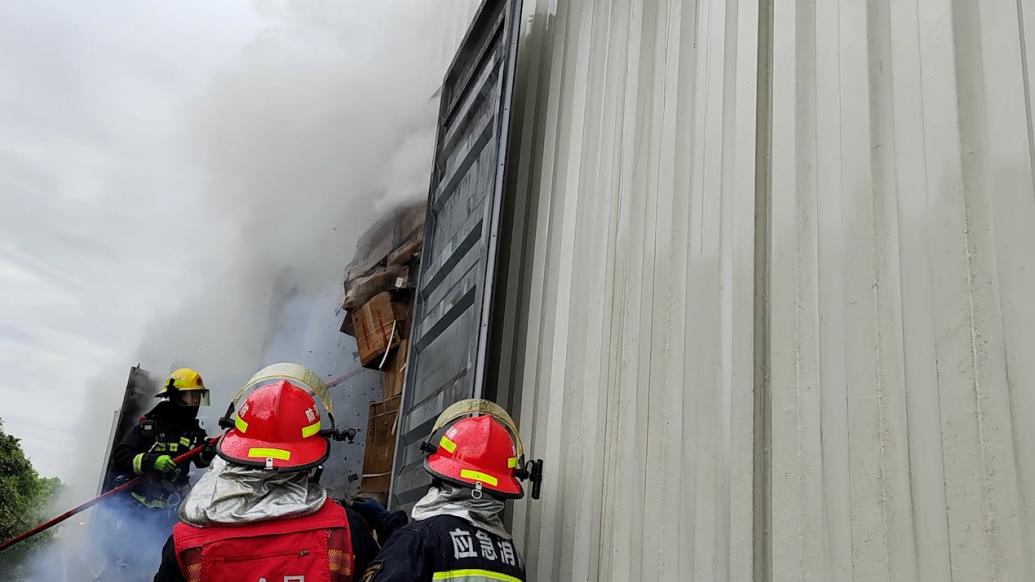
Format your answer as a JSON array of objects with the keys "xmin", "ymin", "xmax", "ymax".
[
  {"xmin": 373, "ymin": 509, "xmax": 409, "ymax": 543},
  {"xmin": 112, "ymin": 423, "xmax": 154, "ymax": 475},
  {"xmin": 336, "ymin": 497, "xmax": 409, "ymax": 544},
  {"xmin": 191, "ymin": 425, "xmax": 214, "ymax": 468},
  {"xmin": 153, "ymin": 535, "xmax": 185, "ymax": 582},
  {"xmin": 345, "ymin": 508, "xmax": 380, "ymax": 575},
  {"xmin": 361, "ymin": 528, "xmax": 434, "ymax": 582}
]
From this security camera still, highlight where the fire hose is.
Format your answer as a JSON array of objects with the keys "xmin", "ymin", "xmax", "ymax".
[
  {"xmin": 1, "ymin": 367, "xmax": 368, "ymax": 554},
  {"xmin": 0, "ymin": 438, "xmax": 215, "ymax": 553}
]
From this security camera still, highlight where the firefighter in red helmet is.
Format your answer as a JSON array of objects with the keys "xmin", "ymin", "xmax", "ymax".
[
  {"xmin": 153, "ymin": 364, "xmax": 381, "ymax": 582},
  {"xmin": 358, "ymin": 399, "xmax": 543, "ymax": 582}
]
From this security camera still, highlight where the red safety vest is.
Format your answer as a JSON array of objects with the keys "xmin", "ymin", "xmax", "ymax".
[{"xmin": 172, "ymin": 499, "xmax": 354, "ymax": 582}]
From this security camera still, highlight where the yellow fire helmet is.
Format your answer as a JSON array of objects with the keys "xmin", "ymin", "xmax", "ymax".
[{"xmin": 156, "ymin": 367, "xmax": 210, "ymax": 406}]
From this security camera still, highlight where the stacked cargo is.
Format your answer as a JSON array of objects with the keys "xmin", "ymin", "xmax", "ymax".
[{"xmin": 339, "ymin": 201, "xmax": 424, "ymax": 501}]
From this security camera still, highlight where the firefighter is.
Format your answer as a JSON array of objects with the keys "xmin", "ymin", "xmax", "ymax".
[
  {"xmin": 112, "ymin": 368, "xmax": 214, "ymax": 510},
  {"xmin": 153, "ymin": 364, "xmax": 381, "ymax": 582},
  {"xmin": 359, "ymin": 399, "xmax": 543, "ymax": 582},
  {"xmin": 105, "ymin": 367, "xmax": 214, "ymax": 579}
]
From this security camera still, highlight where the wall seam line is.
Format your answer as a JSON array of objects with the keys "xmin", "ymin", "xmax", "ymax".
[
  {"xmin": 1017, "ymin": 0, "xmax": 1035, "ymax": 198},
  {"xmin": 752, "ymin": 0, "xmax": 774, "ymax": 579}
]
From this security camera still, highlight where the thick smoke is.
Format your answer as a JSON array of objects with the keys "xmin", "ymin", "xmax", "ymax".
[
  {"xmin": 66, "ymin": 0, "xmax": 461, "ymax": 479},
  {"xmin": 132, "ymin": 0, "xmax": 452, "ymax": 397},
  {"xmin": 21, "ymin": 2, "xmax": 476, "ymax": 579}
]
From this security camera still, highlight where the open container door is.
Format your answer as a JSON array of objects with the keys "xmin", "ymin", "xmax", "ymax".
[
  {"xmin": 389, "ymin": 0, "xmax": 522, "ymax": 510},
  {"xmin": 97, "ymin": 365, "xmax": 158, "ymax": 494}
]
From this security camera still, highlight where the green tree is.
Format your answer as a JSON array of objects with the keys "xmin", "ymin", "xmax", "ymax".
[{"xmin": 0, "ymin": 419, "xmax": 61, "ymax": 553}]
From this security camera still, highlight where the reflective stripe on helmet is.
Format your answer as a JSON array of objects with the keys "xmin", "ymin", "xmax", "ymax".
[
  {"xmin": 459, "ymin": 469, "xmax": 498, "ymax": 487},
  {"xmin": 432, "ymin": 569, "xmax": 521, "ymax": 582},
  {"xmin": 507, "ymin": 457, "xmax": 518, "ymax": 468},
  {"xmin": 440, "ymin": 435, "xmax": 457, "ymax": 453},
  {"xmin": 301, "ymin": 420, "xmax": 321, "ymax": 438},
  {"xmin": 235, "ymin": 417, "xmax": 249, "ymax": 434},
  {"xmin": 247, "ymin": 447, "xmax": 291, "ymax": 460},
  {"xmin": 132, "ymin": 453, "xmax": 144, "ymax": 475}
]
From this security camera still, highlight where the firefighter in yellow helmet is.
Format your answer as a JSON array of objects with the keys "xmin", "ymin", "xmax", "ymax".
[{"xmin": 106, "ymin": 368, "xmax": 215, "ymax": 578}]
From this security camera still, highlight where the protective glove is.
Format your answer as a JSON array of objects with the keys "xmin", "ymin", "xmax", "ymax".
[
  {"xmin": 348, "ymin": 497, "xmax": 388, "ymax": 524},
  {"xmin": 199, "ymin": 440, "xmax": 217, "ymax": 464},
  {"xmin": 153, "ymin": 454, "xmax": 177, "ymax": 473},
  {"xmin": 346, "ymin": 497, "xmax": 408, "ymax": 542}
]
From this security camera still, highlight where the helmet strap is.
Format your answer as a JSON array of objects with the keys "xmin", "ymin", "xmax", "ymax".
[
  {"xmin": 217, "ymin": 402, "xmax": 236, "ymax": 429},
  {"xmin": 525, "ymin": 459, "xmax": 544, "ymax": 500}
]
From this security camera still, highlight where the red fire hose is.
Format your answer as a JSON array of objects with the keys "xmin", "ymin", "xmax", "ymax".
[
  {"xmin": 0, "ymin": 439, "xmax": 215, "ymax": 553},
  {"xmin": 1, "ymin": 368, "xmax": 365, "ymax": 554}
]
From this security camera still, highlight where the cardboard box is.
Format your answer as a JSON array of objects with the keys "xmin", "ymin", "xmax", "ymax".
[
  {"xmin": 353, "ymin": 292, "xmax": 404, "ymax": 368},
  {"xmin": 339, "ymin": 313, "xmax": 355, "ymax": 336},
  {"xmin": 345, "ymin": 201, "xmax": 426, "ymax": 279},
  {"xmin": 361, "ymin": 395, "xmax": 402, "ymax": 478},
  {"xmin": 381, "ymin": 339, "xmax": 409, "ymax": 400},
  {"xmin": 388, "ymin": 237, "xmax": 422, "ymax": 267},
  {"xmin": 341, "ymin": 265, "xmax": 409, "ymax": 312},
  {"xmin": 391, "ymin": 294, "xmax": 412, "ymax": 340}
]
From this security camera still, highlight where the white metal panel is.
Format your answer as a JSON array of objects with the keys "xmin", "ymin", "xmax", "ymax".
[
  {"xmin": 767, "ymin": 0, "xmax": 1035, "ymax": 579},
  {"xmin": 490, "ymin": 0, "xmax": 1035, "ymax": 581},
  {"xmin": 496, "ymin": 0, "xmax": 761, "ymax": 580}
]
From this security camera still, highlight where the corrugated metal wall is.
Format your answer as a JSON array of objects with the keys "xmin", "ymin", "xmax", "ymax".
[
  {"xmin": 490, "ymin": 0, "xmax": 1035, "ymax": 580},
  {"xmin": 767, "ymin": 0, "xmax": 1035, "ymax": 579}
]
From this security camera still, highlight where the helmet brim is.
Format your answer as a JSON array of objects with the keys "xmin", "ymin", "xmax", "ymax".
[
  {"xmin": 217, "ymin": 430, "xmax": 329, "ymax": 471},
  {"xmin": 425, "ymin": 455, "xmax": 524, "ymax": 498},
  {"xmin": 156, "ymin": 388, "xmax": 210, "ymax": 406}
]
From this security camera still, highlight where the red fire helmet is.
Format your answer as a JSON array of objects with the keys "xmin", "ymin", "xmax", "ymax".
[
  {"xmin": 424, "ymin": 415, "xmax": 523, "ymax": 498},
  {"xmin": 217, "ymin": 380, "xmax": 329, "ymax": 471}
]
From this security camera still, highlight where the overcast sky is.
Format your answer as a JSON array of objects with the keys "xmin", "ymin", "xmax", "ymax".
[
  {"xmin": 0, "ymin": 0, "xmax": 265, "ymax": 480},
  {"xmin": 0, "ymin": 0, "xmax": 469, "ymax": 487}
]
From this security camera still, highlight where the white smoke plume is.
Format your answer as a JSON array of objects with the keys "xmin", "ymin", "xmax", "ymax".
[
  {"xmin": 131, "ymin": 0, "xmax": 450, "ymax": 386},
  {"xmin": 7, "ymin": 1, "xmax": 478, "ymax": 579},
  {"xmin": 67, "ymin": 0, "xmax": 465, "ymax": 489}
]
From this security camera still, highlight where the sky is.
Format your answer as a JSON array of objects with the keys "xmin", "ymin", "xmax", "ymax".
[{"xmin": 0, "ymin": 0, "xmax": 473, "ymax": 491}]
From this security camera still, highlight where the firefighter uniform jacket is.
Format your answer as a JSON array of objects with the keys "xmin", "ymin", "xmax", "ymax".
[
  {"xmin": 111, "ymin": 401, "xmax": 210, "ymax": 508},
  {"xmin": 154, "ymin": 502, "xmax": 381, "ymax": 582},
  {"xmin": 362, "ymin": 515, "xmax": 525, "ymax": 582}
]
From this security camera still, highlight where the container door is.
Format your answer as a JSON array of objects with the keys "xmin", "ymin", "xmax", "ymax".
[{"xmin": 389, "ymin": 0, "xmax": 523, "ymax": 509}]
